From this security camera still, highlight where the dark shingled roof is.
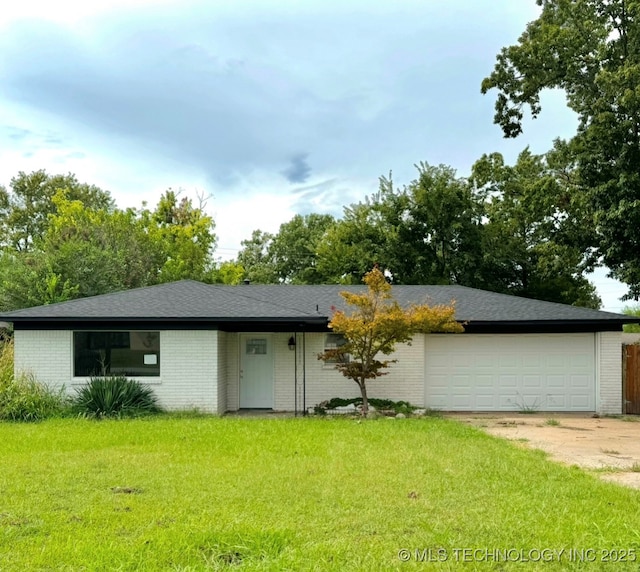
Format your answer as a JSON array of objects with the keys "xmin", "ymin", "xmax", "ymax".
[{"xmin": 0, "ymin": 280, "xmax": 634, "ymax": 333}]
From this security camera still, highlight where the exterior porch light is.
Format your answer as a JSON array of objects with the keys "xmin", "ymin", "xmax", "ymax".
[{"xmin": 288, "ymin": 336, "xmax": 296, "ymax": 351}]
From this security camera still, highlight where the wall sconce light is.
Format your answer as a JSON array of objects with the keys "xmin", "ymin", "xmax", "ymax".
[{"xmin": 288, "ymin": 336, "xmax": 296, "ymax": 351}]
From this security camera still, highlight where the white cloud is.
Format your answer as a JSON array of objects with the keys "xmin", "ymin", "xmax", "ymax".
[{"xmin": 0, "ymin": 0, "xmax": 178, "ymax": 26}]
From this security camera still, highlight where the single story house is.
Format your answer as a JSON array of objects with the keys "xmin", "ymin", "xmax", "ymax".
[{"xmin": 0, "ymin": 280, "xmax": 635, "ymax": 415}]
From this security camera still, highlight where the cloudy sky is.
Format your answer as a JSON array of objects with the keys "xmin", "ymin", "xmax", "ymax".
[{"xmin": 0, "ymin": 0, "xmax": 628, "ymax": 310}]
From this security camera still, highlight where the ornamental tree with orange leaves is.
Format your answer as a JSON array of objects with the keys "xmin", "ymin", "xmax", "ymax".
[{"xmin": 318, "ymin": 267, "xmax": 464, "ymax": 416}]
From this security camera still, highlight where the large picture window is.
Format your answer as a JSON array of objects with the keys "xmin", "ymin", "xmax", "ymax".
[{"xmin": 74, "ymin": 331, "xmax": 160, "ymax": 377}]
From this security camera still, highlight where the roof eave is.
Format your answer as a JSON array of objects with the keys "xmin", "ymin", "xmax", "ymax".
[
  {"xmin": 461, "ymin": 319, "xmax": 631, "ymax": 334},
  {"xmin": 2, "ymin": 315, "xmax": 329, "ymax": 324}
]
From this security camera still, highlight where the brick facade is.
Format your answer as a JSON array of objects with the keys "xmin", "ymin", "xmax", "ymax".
[{"xmin": 13, "ymin": 328, "xmax": 623, "ymax": 414}]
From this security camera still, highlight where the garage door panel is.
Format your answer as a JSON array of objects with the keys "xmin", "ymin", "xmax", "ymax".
[
  {"xmin": 455, "ymin": 355, "xmax": 473, "ymax": 367},
  {"xmin": 428, "ymin": 355, "xmax": 450, "ymax": 367},
  {"xmin": 571, "ymin": 354, "xmax": 591, "ymax": 366},
  {"xmin": 452, "ymin": 375, "xmax": 472, "ymax": 388},
  {"xmin": 522, "ymin": 394, "xmax": 544, "ymax": 406},
  {"xmin": 547, "ymin": 375, "xmax": 565, "ymax": 388},
  {"xmin": 425, "ymin": 334, "xmax": 595, "ymax": 412},
  {"xmin": 476, "ymin": 375, "xmax": 494, "ymax": 387},
  {"xmin": 500, "ymin": 355, "xmax": 519, "ymax": 367},
  {"xmin": 523, "ymin": 355, "xmax": 540, "ymax": 367},
  {"xmin": 523, "ymin": 375, "xmax": 542, "ymax": 388},
  {"xmin": 428, "ymin": 394, "xmax": 450, "ymax": 408},
  {"xmin": 476, "ymin": 355, "xmax": 494, "ymax": 367},
  {"xmin": 499, "ymin": 394, "xmax": 519, "ymax": 408},
  {"xmin": 475, "ymin": 396, "xmax": 495, "ymax": 409},
  {"xmin": 429, "ymin": 376, "xmax": 449, "ymax": 390},
  {"xmin": 499, "ymin": 375, "xmax": 518, "ymax": 388},
  {"xmin": 569, "ymin": 395, "xmax": 589, "ymax": 408},
  {"xmin": 571, "ymin": 374, "xmax": 590, "ymax": 388},
  {"xmin": 547, "ymin": 355, "xmax": 565, "ymax": 368},
  {"xmin": 545, "ymin": 395, "xmax": 567, "ymax": 409},
  {"xmin": 452, "ymin": 395, "xmax": 472, "ymax": 408}
]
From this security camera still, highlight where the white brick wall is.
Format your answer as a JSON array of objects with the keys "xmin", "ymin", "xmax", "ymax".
[
  {"xmin": 273, "ymin": 332, "xmax": 426, "ymax": 411},
  {"xmin": 273, "ymin": 333, "xmax": 295, "ymax": 410},
  {"xmin": 226, "ymin": 333, "xmax": 239, "ymax": 411},
  {"xmin": 220, "ymin": 332, "xmax": 425, "ymax": 412},
  {"xmin": 597, "ymin": 331, "xmax": 622, "ymax": 415},
  {"xmin": 15, "ymin": 329, "xmax": 222, "ymax": 413},
  {"xmin": 158, "ymin": 330, "xmax": 219, "ymax": 413},
  {"xmin": 15, "ymin": 328, "xmax": 623, "ymax": 415},
  {"xmin": 216, "ymin": 332, "xmax": 227, "ymax": 415},
  {"xmin": 14, "ymin": 330, "xmax": 72, "ymax": 390}
]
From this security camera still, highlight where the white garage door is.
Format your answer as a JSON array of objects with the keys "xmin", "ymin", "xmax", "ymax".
[{"xmin": 425, "ymin": 334, "xmax": 595, "ymax": 411}]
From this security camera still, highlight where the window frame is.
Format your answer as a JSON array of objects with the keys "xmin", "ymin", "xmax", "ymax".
[
  {"xmin": 72, "ymin": 330, "xmax": 161, "ymax": 380},
  {"xmin": 323, "ymin": 333, "xmax": 351, "ymax": 365}
]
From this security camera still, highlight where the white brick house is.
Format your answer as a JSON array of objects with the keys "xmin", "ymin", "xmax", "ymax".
[{"xmin": 1, "ymin": 280, "xmax": 634, "ymax": 415}]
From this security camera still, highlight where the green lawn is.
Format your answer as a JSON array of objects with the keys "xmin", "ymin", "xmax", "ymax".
[{"xmin": 1, "ymin": 415, "xmax": 640, "ymax": 571}]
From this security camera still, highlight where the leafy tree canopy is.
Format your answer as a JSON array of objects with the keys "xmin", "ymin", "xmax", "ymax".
[
  {"xmin": 0, "ymin": 170, "xmax": 113, "ymax": 252},
  {"xmin": 236, "ymin": 230, "xmax": 277, "ymax": 284},
  {"xmin": 482, "ymin": 0, "xmax": 640, "ymax": 299},
  {"xmin": 0, "ymin": 184, "xmax": 217, "ymax": 311},
  {"xmin": 470, "ymin": 149, "xmax": 601, "ymax": 308},
  {"xmin": 140, "ymin": 189, "xmax": 217, "ymax": 283},
  {"xmin": 317, "ymin": 165, "xmax": 485, "ymax": 286},
  {"xmin": 270, "ymin": 213, "xmax": 335, "ymax": 284},
  {"xmin": 236, "ymin": 214, "xmax": 334, "ymax": 284},
  {"xmin": 316, "ymin": 158, "xmax": 600, "ymax": 307}
]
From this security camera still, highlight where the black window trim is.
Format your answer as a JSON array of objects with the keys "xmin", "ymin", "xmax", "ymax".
[{"xmin": 73, "ymin": 330, "xmax": 161, "ymax": 378}]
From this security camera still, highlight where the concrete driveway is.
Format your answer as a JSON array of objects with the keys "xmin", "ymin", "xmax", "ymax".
[{"xmin": 448, "ymin": 413, "xmax": 640, "ymax": 489}]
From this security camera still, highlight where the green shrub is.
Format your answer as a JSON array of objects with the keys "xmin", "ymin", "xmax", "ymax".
[
  {"xmin": 0, "ymin": 340, "xmax": 70, "ymax": 422},
  {"xmin": 314, "ymin": 397, "xmax": 417, "ymax": 416},
  {"xmin": 0, "ymin": 338, "xmax": 14, "ymax": 387},
  {"xmin": 73, "ymin": 376, "xmax": 161, "ymax": 419}
]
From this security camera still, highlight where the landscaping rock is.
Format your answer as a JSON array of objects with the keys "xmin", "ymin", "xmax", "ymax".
[
  {"xmin": 356, "ymin": 404, "xmax": 376, "ymax": 413},
  {"xmin": 395, "ymin": 413, "xmax": 406, "ymax": 419},
  {"xmin": 328, "ymin": 403, "xmax": 357, "ymax": 415}
]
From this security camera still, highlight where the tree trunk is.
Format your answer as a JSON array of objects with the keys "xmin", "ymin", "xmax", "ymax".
[{"xmin": 359, "ymin": 380, "xmax": 369, "ymax": 417}]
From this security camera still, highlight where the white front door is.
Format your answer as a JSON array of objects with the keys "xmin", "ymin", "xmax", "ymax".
[{"xmin": 240, "ymin": 335, "xmax": 274, "ymax": 408}]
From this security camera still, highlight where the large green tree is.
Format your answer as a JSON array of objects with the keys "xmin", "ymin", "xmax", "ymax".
[
  {"xmin": 41, "ymin": 194, "xmax": 158, "ymax": 298},
  {"xmin": 316, "ymin": 165, "xmax": 485, "ymax": 285},
  {"xmin": 471, "ymin": 149, "xmax": 601, "ymax": 308},
  {"xmin": 316, "ymin": 199, "xmax": 392, "ymax": 284},
  {"xmin": 0, "ymin": 187, "xmax": 217, "ymax": 310},
  {"xmin": 270, "ymin": 214, "xmax": 335, "ymax": 284},
  {"xmin": 623, "ymin": 305, "xmax": 640, "ymax": 332},
  {"xmin": 315, "ymin": 158, "xmax": 599, "ymax": 306},
  {"xmin": 236, "ymin": 214, "xmax": 335, "ymax": 284},
  {"xmin": 482, "ymin": 0, "xmax": 640, "ymax": 298},
  {"xmin": 0, "ymin": 170, "xmax": 113, "ymax": 252},
  {"xmin": 381, "ymin": 163, "xmax": 486, "ymax": 285},
  {"xmin": 141, "ymin": 189, "xmax": 217, "ymax": 283},
  {"xmin": 0, "ymin": 251, "xmax": 79, "ymax": 311},
  {"xmin": 236, "ymin": 230, "xmax": 278, "ymax": 284}
]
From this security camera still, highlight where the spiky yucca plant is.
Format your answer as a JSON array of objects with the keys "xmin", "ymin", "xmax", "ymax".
[{"xmin": 73, "ymin": 376, "xmax": 160, "ymax": 419}]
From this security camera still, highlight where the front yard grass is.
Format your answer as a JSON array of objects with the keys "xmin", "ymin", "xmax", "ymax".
[{"xmin": 1, "ymin": 415, "xmax": 640, "ymax": 570}]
